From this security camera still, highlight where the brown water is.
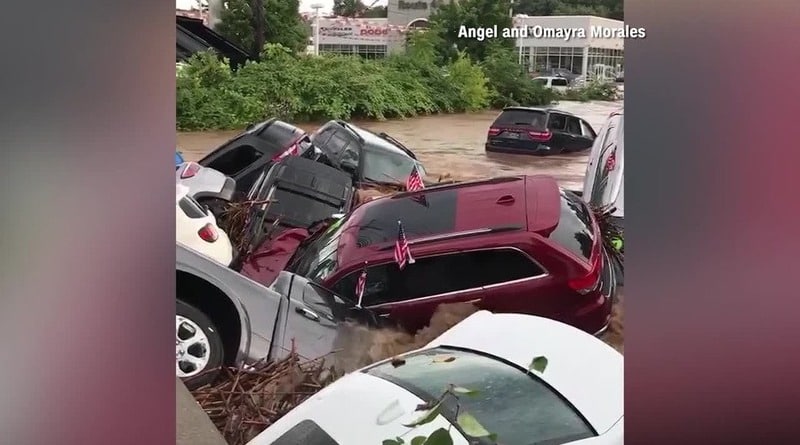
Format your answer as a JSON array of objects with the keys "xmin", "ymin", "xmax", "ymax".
[{"xmin": 177, "ymin": 100, "xmax": 622, "ymax": 190}]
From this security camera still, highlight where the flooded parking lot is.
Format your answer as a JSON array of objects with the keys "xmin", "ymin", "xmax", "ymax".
[{"xmin": 177, "ymin": 100, "xmax": 622, "ymax": 190}]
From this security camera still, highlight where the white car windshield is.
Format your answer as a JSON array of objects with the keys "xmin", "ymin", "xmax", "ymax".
[
  {"xmin": 361, "ymin": 148, "xmax": 422, "ymax": 184},
  {"xmin": 364, "ymin": 347, "xmax": 595, "ymax": 445}
]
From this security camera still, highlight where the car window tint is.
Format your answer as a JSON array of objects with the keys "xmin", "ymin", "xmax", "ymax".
[
  {"xmin": 205, "ymin": 145, "xmax": 263, "ymax": 176},
  {"xmin": 339, "ymin": 143, "xmax": 360, "ymax": 170},
  {"xmin": 364, "ymin": 347, "xmax": 595, "ymax": 445},
  {"xmin": 547, "ymin": 114, "xmax": 567, "ymax": 131},
  {"xmin": 312, "ymin": 127, "xmax": 336, "ymax": 147},
  {"xmin": 361, "ymin": 148, "xmax": 417, "ymax": 183},
  {"xmin": 178, "ymin": 195, "xmax": 208, "ymax": 219},
  {"xmin": 552, "ymin": 78, "xmax": 569, "ymax": 86},
  {"xmin": 356, "ymin": 189, "xmax": 457, "ymax": 247},
  {"xmin": 549, "ymin": 190, "xmax": 595, "ymax": 261},
  {"xmin": 580, "ymin": 120, "xmax": 596, "ymax": 139},
  {"xmin": 494, "ymin": 109, "xmax": 547, "ymax": 129},
  {"xmin": 323, "ymin": 132, "xmax": 350, "ymax": 156},
  {"xmin": 332, "ymin": 249, "xmax": 545, "ymax": 305},
  {"xmin": 269, "ymin": 419, "xmax": 340, "ymax": 445},
  {"xmin": 565, "ymin": 117, "xmax": 582, "ymax": 135}
]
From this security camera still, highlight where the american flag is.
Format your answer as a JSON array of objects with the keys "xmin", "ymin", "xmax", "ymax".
[
  {"xmin": 354, "ymin": 264, "xmax": 367, "ymax": 307},
  {"xmin": 394, "ymin": 220, "xmax": 415, "ymax": 269},
  {"xmin": 604, "ymin": 149, "xmax": 616, "ymax": 172},
  {"xmin": 406, "ymin": 165, "xmax": 425, "ymax": 192},
  {"xmin": 272, "ymin": 142, "xmax": 299, "ymax": 162}
]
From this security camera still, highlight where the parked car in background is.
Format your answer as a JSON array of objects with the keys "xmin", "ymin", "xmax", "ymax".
[
  {"xmin": 244, "ymin": 155, "xmax": 356, "ymax": 232},
  {"xmin": 240, "ymin": 175, "xmax": 615, "ymax": 335},
  {"xmin": 583, "ymin": 108, "xmax": 624, "ymax": 284},
  {"xmin": 175, "ymin": 150, "xmax": 185, "ymax": 168},
  {"xmin": 176, "ymin": 161, "xmax": 237, "ymax": 204},
  {"xmin": 532, "ymin": 67, "xmax": 580, "ymax": 83},
  {"xmin": 198, "ymin": 118, "xmax": 314, "ymax": 195},
  {"xmin": 485, "ymin": 107, "xmax": 597, "ymax": 156},
  {"xmin": 176, "ymin": 243, "xmax": 378, "ymax": 389},
  {"xmin": 247, "ymin": 310, "xmax": 624, "ymax": 445},
  {"xmin": 307, "ymin": 120, "xmax": 428, "ymax": 187},
  {"xmin": 532, "ymin": 76, "xmax": 570, "ymax": 93},
  {"xmin": 176, "ymin": 184, "xmax": 234, "ymax": 267}
]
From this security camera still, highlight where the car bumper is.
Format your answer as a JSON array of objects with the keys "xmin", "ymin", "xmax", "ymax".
[{"xmin": 485, "ymin": 143, "xmax": 556, "ymax": 155}]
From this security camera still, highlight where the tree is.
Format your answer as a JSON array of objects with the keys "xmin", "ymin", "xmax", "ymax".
[
  {"xmin": 216, "ymin": 0, "xmax": 309, "ymax": 57},
  {"xmin": 362, "ymin": 5, "xmax": 388, "ymax": 18},
  {"xmin": 513, "ymin": 0, "xmax": 623, "ymax": 20},
  {"xmin": 333, "ymin": 0, "xmax": 367, "ymax": 17},
  {"xmin": 429, "ymin": 0, "xmax": 514, "ymax": 62}
]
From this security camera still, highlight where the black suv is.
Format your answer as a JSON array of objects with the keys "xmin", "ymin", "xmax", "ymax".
[
  {"xmin": 199, "ymin": 118, "xmax": 314, "ymax": 194},
  {"xmin": 485, "ymin": 107, "xmax": 597, "ymax": 156},
  {"xmin": 305, "ymin": 120, "xmax": 427, "ymax": 186}
]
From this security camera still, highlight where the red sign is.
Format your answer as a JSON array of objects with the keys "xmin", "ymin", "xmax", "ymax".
[{"xmin": 360, "ymin": 27, "xmax": 389, "ymax": 36}]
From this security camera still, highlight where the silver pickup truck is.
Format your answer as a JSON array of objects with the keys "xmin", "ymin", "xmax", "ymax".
[{"xmin": 176, "ymin": 243, "xmax": 376, "ymax": 388}]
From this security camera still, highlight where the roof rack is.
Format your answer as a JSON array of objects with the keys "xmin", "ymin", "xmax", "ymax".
[
  {"xmin": 388, "ymin": 176, "xmax": 523, "ymax": 200},
  {"xmin": 377, "ymin": 225, "xmax": 522, "ymax": 250},
  {"xmin": 377, "ymin": 132, "xmax": 417, "ymax": 160},
  {"xmin": 334, "ymin": 120, "xmax": 366, "ymax": 144}
]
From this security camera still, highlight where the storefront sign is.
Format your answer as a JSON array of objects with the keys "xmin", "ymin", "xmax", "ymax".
[
  {"xmin": 360, "ymin": 26, "xmax": 389, "ymax": 36},
  {"xmin": 319, "ymin": 26, "xmax": 354, "ymax": 37},
  {"xmin": 398, "ymin": 1, "xmax": 430, "ymax": 10}
]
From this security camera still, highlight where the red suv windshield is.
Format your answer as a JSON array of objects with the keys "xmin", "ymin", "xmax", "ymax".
[{"xmin": 548, "ymin": 190, "xmax": 595, "ymax": 261}]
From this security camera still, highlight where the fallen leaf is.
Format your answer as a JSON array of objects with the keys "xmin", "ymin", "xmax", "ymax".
[
  {"xmin": 391, "ymin": 357, "xmax": 407, "ymax": 368},
  {"xmin": 403, "ymin": 401, "xmax": 442, "ymax": 427},
  {"xmin": 432, "ymin": 355, "xmax": 456, "ymax": 363},
  {"xmin": 529, "ymin": 356, "xmax": 548, "ymax": 373},
  {"xmin": 456, "ymin": 412, "xmax": 492, "ymax": 437},
  {"xmin": 424, "ymin": 428, "xmax": 454, "ymax": 445},
  {"xmin": 450, "ymin": 386, "xmax": 480, "ymax": 396}
]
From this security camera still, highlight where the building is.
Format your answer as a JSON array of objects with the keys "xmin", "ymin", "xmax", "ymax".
[
  {"xmin": 513, "ymin": 15, "xmax": 624, "ymax": 80},
  {"xmin": 315, "ymin": 17, "xmax": 407, "ymax": 58}
]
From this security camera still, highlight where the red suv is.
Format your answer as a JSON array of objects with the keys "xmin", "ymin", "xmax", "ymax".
[{"xmin": 240, "ymin": 175, "xmax": 615, "ymax": 335}]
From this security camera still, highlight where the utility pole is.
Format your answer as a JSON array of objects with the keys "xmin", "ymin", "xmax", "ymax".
[{"xmin": 311, "ymin": 3, "xmax": 323, "ymax": 56}]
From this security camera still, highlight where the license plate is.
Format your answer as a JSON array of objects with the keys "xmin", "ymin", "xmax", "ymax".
[{"xmin": 503, "ymin": 132, "xmax": 520, "ymax": 139}]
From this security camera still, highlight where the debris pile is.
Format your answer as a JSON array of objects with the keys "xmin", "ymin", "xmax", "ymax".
[{"xmin": 190, "ymin": 350, "xmax": 340, "ymax": 445}]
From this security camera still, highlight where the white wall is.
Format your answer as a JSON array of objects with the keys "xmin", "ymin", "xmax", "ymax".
[{"xmin": 513, "ymin": 15, "xmax": 624, "ymax": 50}]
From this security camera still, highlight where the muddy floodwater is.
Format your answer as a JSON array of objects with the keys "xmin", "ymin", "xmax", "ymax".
[{"xmin": 178, "ymin": 100, "xmax": 623, "ymax": 190}]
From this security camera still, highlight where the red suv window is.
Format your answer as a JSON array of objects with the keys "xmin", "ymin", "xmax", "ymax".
[
  {"xmin": 332, "ymin": 248, "xmax": 545, "ymax": 305},
  {"xmin": 355, "ymin": 190, "xmax": 458, "ymax": 247},
  {"xmin": 549, "ymin": 190, "xmax": 595, "ymax": 261}
]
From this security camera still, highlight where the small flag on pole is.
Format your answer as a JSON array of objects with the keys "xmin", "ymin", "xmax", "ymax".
[
  {"xmin": 394, "ymin": 220, "xmax": 415, "ymax": 269},
  {"xmin": 355, "ymin": 262, "xmax": 367, "ymax": 308},
  {"xmin": 406, "ymin": 165, "xmax": 425, "ymax": 192}
]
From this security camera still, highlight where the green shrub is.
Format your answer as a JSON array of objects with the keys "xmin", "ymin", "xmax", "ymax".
[
  {"xmin": 559, "ymin": 81, "xmax": 620, "ymax": 102},
  {"xmin": 480, "ymin": 43, "xmax": 557, "ymax": 108}
]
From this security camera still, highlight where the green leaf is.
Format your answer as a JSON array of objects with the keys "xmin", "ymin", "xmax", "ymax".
[
  {"xmin": 529, "ymin": 356, "xmax": 548, "ymax": 373},
  {"xmin": 450, "ymin": 386, "xmax": 480, "ymax": 396},
  {"xmin": 424, "ymin": 428, "xmax": 454, "ymax": 445},
  {"xmin": 402, "ymin": 401, "xmax": 442, "ymax": 427},
  {"xmin": 383, "ymin": 439, "xmax": 403, "ymax": 445},
  {"xmin": 456, "ymin": 412, "xmax": 492, "ymax": 437},
  {"xmin": 410, "ymin": 436, "xmax": 427, "ymax": 445}
]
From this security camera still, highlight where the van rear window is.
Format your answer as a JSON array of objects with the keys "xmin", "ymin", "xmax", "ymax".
[
  {"xmin": 548, "ymin": 190, "xmax": 595, "ymax": 261},
  {"xmin": 494, "ymin": 109, "xmax": 547, "ymax": 129}
]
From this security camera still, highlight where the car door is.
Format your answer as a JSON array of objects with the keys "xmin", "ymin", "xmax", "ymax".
[
  {"xmin": 546, "ymin": 112, "xmax": 571, "ymax": 152},
  {"xmin": 572, "ymin": 118, "xmax": 596, "ymax": 150}
]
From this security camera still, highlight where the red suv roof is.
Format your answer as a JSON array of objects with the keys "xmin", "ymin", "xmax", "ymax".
[{"xmin": 336, "ymin": 175, "xmax": 562, "ymax": 270}]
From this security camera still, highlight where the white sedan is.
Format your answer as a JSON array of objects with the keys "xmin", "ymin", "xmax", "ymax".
[
  {"xmin": 176, "ymin": 184, "xmax": 234, "ymax": 266},
  {"xmin": 247, "ymin": 311, "xmax": 623, "ymax": 445}
]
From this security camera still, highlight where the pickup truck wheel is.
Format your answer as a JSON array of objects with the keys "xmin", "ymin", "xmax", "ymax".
[{"xmin": 176, "ymin": 300, "xmax": 224, "ymax": 389}]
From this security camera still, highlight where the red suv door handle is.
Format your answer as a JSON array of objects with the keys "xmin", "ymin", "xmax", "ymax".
[{"xmin": 496, "ymin": 195, "xmax": 515, "ymax": 205}]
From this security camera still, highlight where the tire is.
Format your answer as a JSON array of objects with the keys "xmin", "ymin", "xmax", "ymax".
[{"xmin": 176, "ymin": 300, "xmax": 224, "ymax": 389}]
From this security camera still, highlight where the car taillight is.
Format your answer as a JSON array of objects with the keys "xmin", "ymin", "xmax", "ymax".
[
  {"xmin": 180, "ymin": 162, "xmax": 201, "ymax": 179},
  {"xmin": 272, "ymin": 143, "xmax": 300, "ymax": 162},
  {"xmin": 528, "ymin": 130, "xmax": 552, "ymax": 141},
  {"xmin": 568, "ymin": 252, "xmax": 602, "ymax": 294},
  {"xmin": 198, "ymin": 223, "xmax": 218, "ymax": 243},
  {"xmin": 488, "ymin": 127, "xmax": 501, "ymax": 136}
]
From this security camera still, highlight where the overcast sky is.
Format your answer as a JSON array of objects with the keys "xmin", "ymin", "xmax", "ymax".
[{"xmin": 176, "ymin": 0, "xmax": 389, "ymax": 14}]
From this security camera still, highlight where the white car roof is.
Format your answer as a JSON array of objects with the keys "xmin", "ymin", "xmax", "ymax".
[
  {"xmin": 426, "ymin": 311, "xmax": 624, "ymax": 433},
  {"xmin": 247, "ymin": 372, "xmax": 469, "ymax": 445},
  {"xmin": 176, "ymin": 183, "xmax": 189, "ymax": 202}
]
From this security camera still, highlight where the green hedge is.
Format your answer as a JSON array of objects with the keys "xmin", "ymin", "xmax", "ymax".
[{"xmin": 177, "ymin": 43, "xmax": 617, "ymax": 131}]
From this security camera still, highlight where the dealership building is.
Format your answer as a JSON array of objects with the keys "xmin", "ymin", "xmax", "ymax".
[{"xmin": 313, "ymin": 4, "xmax": 624, "ymax": 79}]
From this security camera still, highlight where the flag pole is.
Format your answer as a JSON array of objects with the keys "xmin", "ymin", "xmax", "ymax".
[{"xmin": 355, "ymin": 261, "xmax": 367, "ymax": 308}]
